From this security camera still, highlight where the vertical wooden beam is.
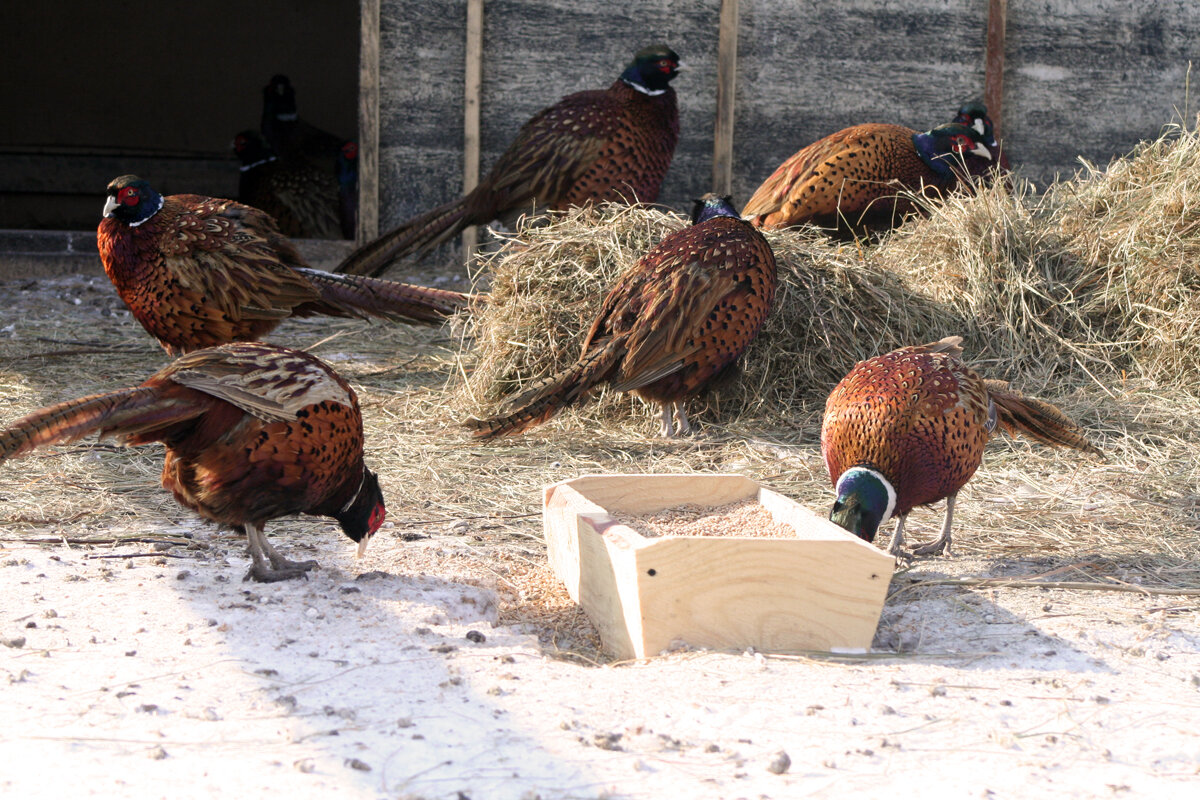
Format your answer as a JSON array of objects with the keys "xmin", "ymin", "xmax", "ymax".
[
  {"xmin": 984, "ymin": 0, "xmax": 1007, "ymax": 138},
  {"xmin": 358, "ymin": 0, "xmax": 381, "ymax": 243},
  {"xmin": 712, "ymin": 0, "xmax": 739, "ymax": 195},
  {"xmin": 461, "ymin": 0, "xmax": 484, "ymax": 263}
]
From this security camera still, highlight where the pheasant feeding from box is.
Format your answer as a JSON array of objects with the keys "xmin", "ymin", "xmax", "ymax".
[
  {"xmin": 233, "ymin": 129, "xmax": 343, "ymax": 240},
  {"xmin": 821, "ymin": 337, "xmax": 1101, "ymax": 557},
  {"xmin": 466, "ymin": 193, "xmax": 777, "ymax": 439},
  {"xmin": 741, "ymin": 122, "xmax": 993, "ymax": 233},
  {"xmin": 336, "ymin": 44, "xmax": 681, "ymax": 277},
  {"xmin": 0, "ymin": 343, "xmax": 386, "ymax": 583},
  {"xmin": 97, "ymin": 175, "xmax": 471, "ymax": 356}
]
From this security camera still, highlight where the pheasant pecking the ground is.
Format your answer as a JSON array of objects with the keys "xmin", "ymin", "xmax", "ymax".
[
  {"xmin": 98, "ymin": 175, "xmax": 472, "ymax": 356},
  {"xmin": 0, "ymin": 343, "xmax": 387, "ymax": 583},
  {"xmin": 233, "ymin": 129, "xmax": 343, "ymax": 240},
  {"xmin": 465, "ymin": 193, "xmax": 777, "ymax": 439},
  {"xmin": 820, "ymin": 337, "xmax": 1102, "ymax": 559},
  {"xmin": 336, "ymin": 44, "xmax": 682, "ymax": 277},
  {"xmin": 741, "ymin": 122, "xmax": 994, "ymax": 234}
]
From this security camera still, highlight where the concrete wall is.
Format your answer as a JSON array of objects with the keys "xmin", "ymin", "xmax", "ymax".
[{"xmin": 376, "ymin": 0, "xmax": 1200, "ymax": 230}]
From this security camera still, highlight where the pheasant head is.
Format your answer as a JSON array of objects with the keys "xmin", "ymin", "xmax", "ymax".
[
  {"xmin": 912, "ymin": 123, "xmax": 991, "ymax": 179},
  {"xmin": 334, "ymin": 468, "xmax": 387, "ymax": 557},
  {"xmin": 690, "ymin": 192, "xmax": 738, "ymax": 224},
  {"xmin": 829, "ymin": 466, "xmax": 896, "ymax": 543},
  {"xmin": 955, "ymin": 100, "xmax": 999, "ymax": 148},
  {"xmin": 622, "ymin": 44, "xmax": 681, "ymax": 95},
  {"xmin": 103, "ymin": 175, "xmax": 164, "ymax": 226}
]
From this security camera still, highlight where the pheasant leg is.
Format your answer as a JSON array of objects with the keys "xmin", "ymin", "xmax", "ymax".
[
  {"xmin": 912, "ymin": 493, "xmax": 956, "ymax": 557},
  {"xmin": 243, "ymin": 523, "xmax": 319, "ymax": 582},
  {"xmin": 673, "ymin": 402, "xmax": 691, "ymax": 436},
  {"xmin": 887, "ymin": 515, "xmax": 913, "ymax": 562}
]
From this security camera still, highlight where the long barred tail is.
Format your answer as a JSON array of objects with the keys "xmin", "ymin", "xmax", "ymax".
[
  {"xmin": 464, "ymin": 343, "xmax": 625, "ymax": 439},
  {"xmin": 0, "ymin": 387, "xmax": 202, "ymax": 462},
  {"xmin": 294, "ymin": 267, "xmax": 474, "ymax": 325},
  {"xmin": 335, "ymin": 197, "xmax": 472, "ymax": 277},
  {"xmin": 983, "ymin": 380, "xmax": 1102, "ymax": 456}
]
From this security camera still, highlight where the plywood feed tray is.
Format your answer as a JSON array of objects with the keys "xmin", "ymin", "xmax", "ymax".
[{"xmin": 542, "ymin": 474, "xmax": 895, "ymax": 659}]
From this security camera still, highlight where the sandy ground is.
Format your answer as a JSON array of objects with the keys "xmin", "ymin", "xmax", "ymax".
[
  {"xmin": 1, "ymin": 272, "xmax": 1199, "ymax": 798},
  {"xmin": 2, "ymin": 525, "xmax": 1199, "ymax": 799}
]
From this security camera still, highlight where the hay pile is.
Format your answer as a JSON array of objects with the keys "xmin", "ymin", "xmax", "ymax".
[{"xmin": 457, "ymin": 119, "xmax": 1200, "ymax": 431}]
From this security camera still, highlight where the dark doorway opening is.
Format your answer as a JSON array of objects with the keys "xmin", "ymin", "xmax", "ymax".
[{"xmin": 1, "ymin": 2, "xmax": 359, "ymax": 234}]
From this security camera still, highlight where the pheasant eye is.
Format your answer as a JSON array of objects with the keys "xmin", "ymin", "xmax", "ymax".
[
  {"xmin": 950, "ymin": 135, "xmax": 970, "ymax": 152},
  {"xmin": 342, "ymin": 142, "xmax": 358, "ymax": 159},
  {"xmin": 119, "ymin": 186, "xmax": 140, "ymax": 205}
]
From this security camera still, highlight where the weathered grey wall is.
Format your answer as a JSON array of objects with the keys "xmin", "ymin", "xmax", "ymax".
[{"xmin": 378, "ymin": 0, "xmax": 1200, "ymax": 229}]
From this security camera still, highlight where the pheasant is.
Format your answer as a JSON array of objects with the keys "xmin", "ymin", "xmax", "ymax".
[
  {"xmin": 0, "ymin": 343, "xmax": 386, "ymax": 583},
  {"xmin": 260, "ymin": 74, "xmax": 347, "ymax": 171},
  {"xmin": 821, "ymin": 337, "xmax": 1101, "ymax": 557},
  {"xmin": 741, "ymin": 122, "xmax": 993, "ymax": 233},
  {"xmin": 337, "ymin": 44, "xmax": 681, "ymax": 277},
  {"xmin": 233, "ymin": 129, "xmax": 343, "ymax": 240},
  {"xmin": 466, "ymin": 193, "xmax": 777, "ymax": 439},
  {"xmin": 98, "ymin": 175, "xmax": 471, "ymax": 356},
  {"xmin": 953, "ymin": 100, "xmax": 1011, "ymax": 174}
]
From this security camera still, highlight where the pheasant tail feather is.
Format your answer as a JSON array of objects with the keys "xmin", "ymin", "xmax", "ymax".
[
  {"xmin": 984, "ymin": 380, "xmax": 1101, "ymax": 456},
  {"xmin": 0, "ymin": 387, "xmax": 203, "ymax": 462},
  {"xmin": 294, "ymin": 267, "xmax": 471, "ymax": 324},
  {"xmin": 335, "ymin": 197, "xmax": 472, "ymax": 277},
  {"xmin": 465, "ymin": 342, "xmax": 624, "ymax": 439}
]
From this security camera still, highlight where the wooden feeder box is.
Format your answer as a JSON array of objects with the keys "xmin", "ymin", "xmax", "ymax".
[{"xmin": 542, "ymin": 473, "xmax": 894, "ymax": 659}]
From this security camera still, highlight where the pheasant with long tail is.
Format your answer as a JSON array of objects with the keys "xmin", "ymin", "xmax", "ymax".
[
  {"xmin": 337, "ymin": 44, "xmax": 681, "ymax": 277},
  {"xmin": 0, "ymin": 343, "xmax": 386, "ymax": 583},
  {"xmin": 466, "ymin": 194, "xmax": 777, "ymax": 439},
  {"xmin": 98, "ymin": 175, "xmax": 471, "ymax": 356}
]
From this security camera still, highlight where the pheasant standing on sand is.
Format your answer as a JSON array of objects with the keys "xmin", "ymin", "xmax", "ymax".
[
  {"xmin": 98, "ymin": 175, "xmax": 471, "ymax": 356},
  {"xmin": 741, "ymin": 122, "xmax": 993, "ymax": 232},
  {"xmin": 0, "ymin": 343, "xmax": 386, "ymax": 583},
  {"xmin": 821, "ymin": 337, "xmax": 1101, "ymax": 557},
  {"xmin": 466, "ymin": 194, "xmax": 777, "ymax": 439},
  {"xmin": 337, "ymin": 44, "xmax": 681, "ymax": 277},
  {"xmin": 233, "ymin": 129, "xmax": 343, "ymax": 240}
]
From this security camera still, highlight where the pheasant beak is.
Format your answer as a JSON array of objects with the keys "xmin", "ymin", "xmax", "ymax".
[
  {"xmin": 356, "ymin": 533, "xmax": 372, "ymax": 559},
  {"xmin": 970, "ymin": 141, "xmax": 992, "ymax": 161},
  {"xmin": 971, "ymin": 118, "xmax": 986, "ymax": 137},
  {"xmin": 102, "ymin": 195, "xmax": 119, "ymax": 218}
]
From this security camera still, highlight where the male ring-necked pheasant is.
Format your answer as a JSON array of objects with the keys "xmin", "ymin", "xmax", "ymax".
[
  {"xmin": 466, "ymin": 194, "xmax": 777, "ymax": 439},
  {"xmin": 821, "ymin": 337, "xmax": 1101, "ymax": 557},
  {"xmin": 741, "ymin": 122, "xmax": 993, "ymax": 232},
  {"xmin": 98, "ymin": 175, "xmax": 471, "ymax": 356},
  {"xmin": 337, "ymin": 44, "xmax": 681, "ymax": 277},
  {"xmin": 0, "ymin": 343, "xmax": 386, "ymax": 583}
]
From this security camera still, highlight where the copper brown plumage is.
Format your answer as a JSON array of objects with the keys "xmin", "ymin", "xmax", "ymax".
[
  {"xmin": 741, "ymin": 122, "xmax": 994, "ymax": 233},
  {"xmin": 233, "ymin": 129, "xmax": 343, "ymax": 240},
  {"xmin": 337, "ymin": 45, "xmax": 681, "ymax": 277},
  {"xmin": 0, "ymin": 343, "xmax": 386, "ymax": 582},
  {"xmin": 97, "ymin": 175, "xmax": 471, "ymax": 356},
  {"xmin": 466, "ymin": 194, "xmax": 777, "ymax": 439},
  {"xmin": 821, "ymin": 337, "xmax": 1101, "ymax": 557}
]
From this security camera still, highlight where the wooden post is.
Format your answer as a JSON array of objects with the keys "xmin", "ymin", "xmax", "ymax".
[
  {"xmin": 984, "ymin": 0, "xmax": 1007, "ymax": 138},
  {"xmin": 358, "ymin": 0, "xmax": 381, "ymax": 243},
  {"xmin": 462, "ymin": 0, "xmax": 484, "ymax": 264},
  {"xmin": 712, "ymin": 0, "xmax": 739, "ymax": 196}
]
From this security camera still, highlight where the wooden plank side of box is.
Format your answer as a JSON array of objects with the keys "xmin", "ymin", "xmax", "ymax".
[
  {"xmin": 550, "ymin": 473, "xmax": 760, "ymax": 515},
  {"xmin": 632, "ymin": 535, "xmax": 892, "ymax": 656}
]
